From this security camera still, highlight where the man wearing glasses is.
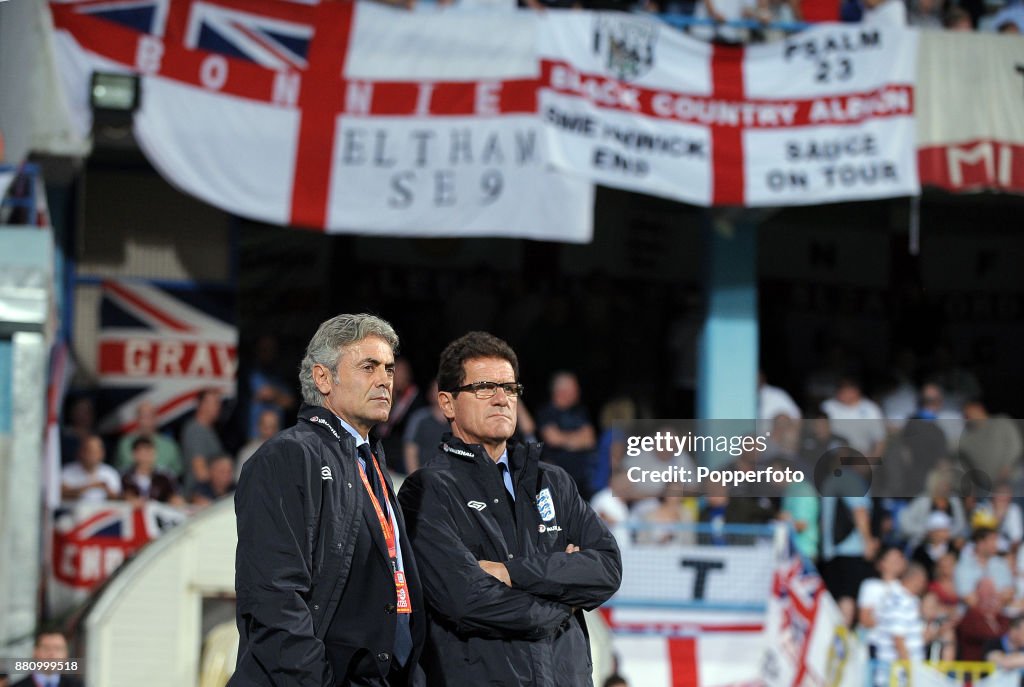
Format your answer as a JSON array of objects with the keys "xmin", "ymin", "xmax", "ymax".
[{"xmin": 398, "ymin": 331, "xmax": 622, "ymax": 686}]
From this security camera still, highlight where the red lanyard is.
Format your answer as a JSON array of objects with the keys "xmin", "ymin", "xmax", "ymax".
[
  {"xmin": 356, "ymin": 451, "xmax": 412, "ymax": 614},
  {"xmin": 356, "ymin": 455, "xmax": 396, "ymax": 560}
]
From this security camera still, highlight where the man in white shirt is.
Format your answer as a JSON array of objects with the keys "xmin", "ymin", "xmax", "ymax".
[
  {"xmin": 874, "ymin": 563, "xmax": 929, "ymax": 686},
  {"xmin": 859, "ymin": 546, "xmax": 908, "ymax": 657},
  {"xmin": 821, "ymin": 377, "xmax": 887, "ymax": 458},
  {"xmin": 956, "ymin": 527, "xmax": 1015, "ymax": 606},
  {"xmin": 60, "ymin": 435, "xmax": 121, "ymax": 503}
]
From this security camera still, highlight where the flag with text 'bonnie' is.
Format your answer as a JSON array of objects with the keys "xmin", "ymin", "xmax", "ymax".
[{"xmin": 50, "ymin": 0, "xmax": 594, "ymax": 242}]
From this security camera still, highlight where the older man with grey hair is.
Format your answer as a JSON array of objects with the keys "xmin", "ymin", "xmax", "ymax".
[{"xmin": 232, "ymin": 314, "xmax": 425, "ymax": 687}]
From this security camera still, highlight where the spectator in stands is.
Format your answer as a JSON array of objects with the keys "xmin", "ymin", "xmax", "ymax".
[
  {"xmin": 10, "ymin": 630, "xmax": 81, "ymax": 687},
  {"xmin": 913, "ymin": 382, "xmax": 964, "ymax": 448},
  {"xmin": 690, "ymin": 0, "xmax": 759, "ymax": 44},
  {"xmin": 602, "ymin": 676, "xmax": 629, "ymax": 687},
  {"xmin": 591, "ymin": 470, "xmax": 632, "ymax": 535},
  {"xmin": 889, "ymin": 416, "xmax": 948, "ymax": 497},
  {"xmin": 924, "ymin": 552, "xmax": 962, "ymax": 660},
  {"xmin": 538, "ymin": 371, "xmax": 597, "ymax": 501},
  {"xmin": 402, "ymin": 379, "xmax": 447, "ymax": 474},
  {"xmin": 235, "ymin": 409, "xmax": 280, "ymax": 480},
  {"xmin": 761, "ymin": 414, "xmax": 802, "ymax": 466},
  {"xmin": 60, "ymin": 395, "xmax": 95, "ymax": 466},
  {"xmin": 819, "ymin": 450, "xmax": 877, "ymax": 626},
  {"xmin": 873, "ymin": 563, "xmax": 930, "ymax": 686},
  {"xmin": 181, "ymin": 388, "xmax": 226, "ymax": 497},
  {"xmin": 395, "ymin": 378, "xmax": 444, "ymax": 475},
  {"xmin": 799, "ymin": 413, "xmax": 848, "ymax": 473},
  {"xmin": 631, "ymin": 482, "xmax": 698, "ymax": 546},
  {"xmin": 910, "ymin": 511, "xmax": 956, "ymax": 579},
  {"xmin": 821, "ymin": 376, "xmax": 887, "ymax": 459},
  {"xmin": 723, "ymin": 444, "xmax": 779, "ymax": 524},
  {"xmin": 899, "ymin": 471, "xmax": 968, "ymax": 547},
  {"xmin": 959, "ymin": 399, "xmax": 1023, "ymax": 487},
  {"xmin": 944, "ymin": 7, "xmax": 974, "ymax": 29},
  {"xmin": 122, "ymin": 437, "xmax": 181, "ymax": 505},
  {"xmin": 115, "ymin": 400, "xmax": 183, "ymax": 477},
  {"xmin": 61, "ymin": 435, "xmax": 122, "ymax": 502},
  {"xmin": 376, "ymin": 357, "xmax": 422, "ymax": 473},
  {"xmin": 758, "ymin": 372, "xmax": 801, "ymax": 425},
  {"xmin": 698, "ymin": 481, "xmax": 731, "ymax": 546},
  {"xmin": 955, "ymin": 527, "xmax": 1015, "ymax": 606},
  {"xmin": 993, "ymin": 5, "xmax": 1024, "ymax": 32},
  {"xmin": 979, "ymin": 483, "xmax": 1024, "ymax": 556},
  {"xmin": 779, "ymin": 460, "xmax": 820, "ymax": 561},
  {"xmin": 921, "ymin": 585, "xmax": 959, "ymax": 661},
  {"xmin": 958, "ymin": 577, "xmax": 1011, "ymax": 661},
  {"xmin": 929, "ymin": 551, "xmax": 960, "ymax": 607},
  {"xmin": 858, "ymin": 546, "xmax": 908, "ymax": 660},
  {"xmin": 593, "ymin": 397, "xmax": 635, "ymax": 496},
  {"xmin": 747, "ymin": 0, "xmax": 802, "ymax": 41},
  {"xmin": 192, "ymin": 455, "xmax": 236, "ymax": 507},
  {"xmin": 984, "ymin": 616, "xmax": 1024, "ymax": 677},
  {"xmin": 247, "ymin": 334, "xmax": 295, "ymax": 440}
]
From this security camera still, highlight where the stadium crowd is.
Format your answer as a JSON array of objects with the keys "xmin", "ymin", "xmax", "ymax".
[{"xmin": 366, "ymin": 0, "xmax": 1024, "ymax": 39}]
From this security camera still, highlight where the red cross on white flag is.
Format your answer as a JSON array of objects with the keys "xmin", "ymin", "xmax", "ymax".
[
  {"xmin": 50, "ymin": 0, "xmax": 594, "ymax": 242},
  {"xmin": 538, "ymin": 14, "xmax": 919, "ymax": 207}
]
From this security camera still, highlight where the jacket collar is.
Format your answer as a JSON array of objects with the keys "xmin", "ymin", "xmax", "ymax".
[
  {"xmin": 439, "ymin": 433, "xmax": 539, "ymax": 473},
  {"xmin": 299, "ymin": 404, "xmax": 348, "ymax": 442},
  {"xmin": 299, "ymin": 404, "xmax": 386, "ymax": 458}
]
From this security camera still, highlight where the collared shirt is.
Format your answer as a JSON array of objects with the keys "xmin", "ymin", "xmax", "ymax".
[
  {"xmin": 335, "ymin": 417, "xmax": 406, "ymax": 576},
  {"xmin": 954, "ymin": 550, "xmax": 1014, "ymax": 598},
  {"xmin": 496, "ymin": 450, "xmax": 515, "ymax": 501}
]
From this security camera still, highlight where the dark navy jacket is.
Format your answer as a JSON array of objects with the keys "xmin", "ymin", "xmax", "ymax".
[
  {"xmin": 231, "ymin": 405, "xmax": 425, "ymax": 686},
  {"xmin": 398, "ymin": 435, "xmax": 622, "ymax": 686}
]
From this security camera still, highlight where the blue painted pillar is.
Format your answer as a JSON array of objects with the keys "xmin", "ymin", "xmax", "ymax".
[
  {"xmin": 696, "ymin": 213, "xmax": 759, "ymax": 420},
  {"xmin": 0, "ymin": 339, "xmax": 10, "ymax": 434}
]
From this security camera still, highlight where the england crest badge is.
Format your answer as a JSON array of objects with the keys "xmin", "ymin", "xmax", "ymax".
[{"xmin": 536, "ymin": 488, "xmax": 556, "ymax": 522}]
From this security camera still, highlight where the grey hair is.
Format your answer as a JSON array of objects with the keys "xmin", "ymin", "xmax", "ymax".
[{"xmin": 299, "ymin": 314, "xmax": 399, "ymax": 407}]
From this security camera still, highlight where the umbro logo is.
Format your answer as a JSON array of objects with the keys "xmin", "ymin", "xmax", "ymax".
[
  {"xmin": 467, "ymin": 501, "xmax": 487, "ymax": 511},
  {"xmin": 321, "ymin": 466, "xmax": 333, "ymax": 480}
]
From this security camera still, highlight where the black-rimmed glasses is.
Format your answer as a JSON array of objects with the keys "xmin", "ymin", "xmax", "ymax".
[{"xmin": 449, "ymin": 381, "xmax": 525, "ymax": 399}]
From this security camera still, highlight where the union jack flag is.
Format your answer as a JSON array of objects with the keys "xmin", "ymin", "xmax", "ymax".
[
  {"xmin": 773, "ymin": 548, "xmax": 822, "ymax": 635},
  {"xmin": 52, "ymin": 501, "xmax": 186, "ymax": 589},
  {"xmin": 184, "ymin": 2, "xmax": 312, "ymax": 70},
  {"xmin": 51, "ymin": 0, "xmax": 170, "ymax": 35},
  {"xmin": 95, "ymin": 279, "xmax": 236, "ymax": 434}
]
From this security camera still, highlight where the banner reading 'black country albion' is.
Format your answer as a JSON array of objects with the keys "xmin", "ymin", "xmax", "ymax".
[{"xmin": 538, "ymin": 14, "xmax": 919, "ymax": 207}]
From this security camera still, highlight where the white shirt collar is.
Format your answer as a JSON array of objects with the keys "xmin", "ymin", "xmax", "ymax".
[{"xmin": 334, "ymin": 415, "xmax": 369, "ymax": 447}]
